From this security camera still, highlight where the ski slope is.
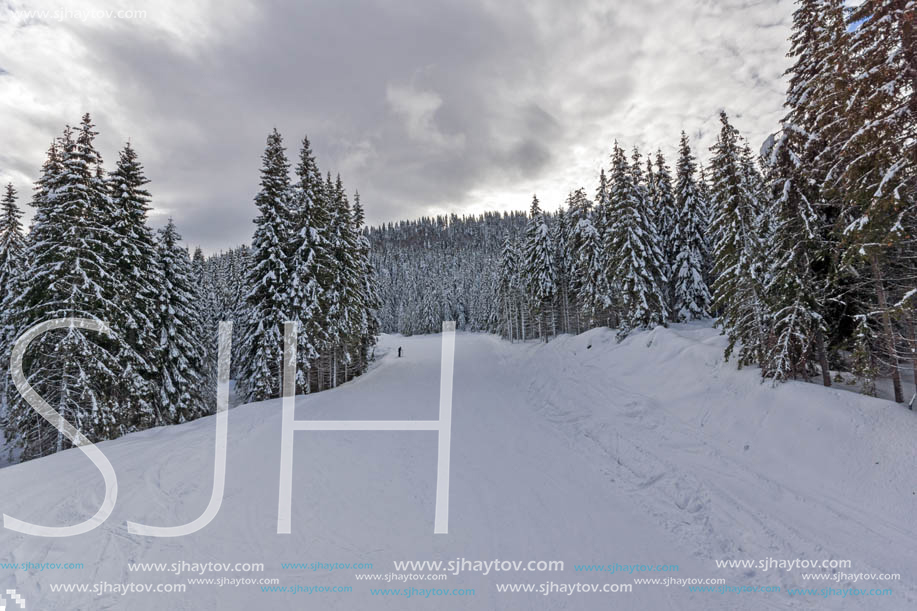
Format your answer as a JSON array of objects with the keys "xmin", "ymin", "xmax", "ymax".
[{"xmin": 0, "ymin": 323, "xmax": 915, "ymax": 610}]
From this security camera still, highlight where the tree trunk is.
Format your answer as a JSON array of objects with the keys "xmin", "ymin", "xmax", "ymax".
[
  {"xmin": 815, "ymin": 327, "xmax": 831, "ymax": 387},
  {"xmin": 870, "ymin": 253, "xmax": 904, "ymax": 402},
  {"xmin": 907, "ymin": 315, "xmax": 917, "ymax": 410}
]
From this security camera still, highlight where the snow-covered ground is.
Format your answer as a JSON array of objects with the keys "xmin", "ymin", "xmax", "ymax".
[{"xmin": 0, "ymin": 323, "xmax": 915, "ymax": 610}]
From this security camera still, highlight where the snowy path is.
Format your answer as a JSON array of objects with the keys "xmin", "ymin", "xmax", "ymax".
[{"xmin": 0, "ymin": 325, "xmax": 915, "ymax": 609}]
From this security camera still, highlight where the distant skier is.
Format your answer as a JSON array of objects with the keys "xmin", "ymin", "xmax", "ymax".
[{"xmin": 398, "ymin": 347, "xmax": 402, "ymax": 358}]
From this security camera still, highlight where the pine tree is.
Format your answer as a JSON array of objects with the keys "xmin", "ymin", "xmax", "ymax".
[
  {"xmin": 652, "ymin": 149, "xmax": 678, "ymax": 289},
  {"xmin": 832, "ymin": 0, "xmax": 916, "ymax": 403},
  {"xmin": 108, "ymin": 141, "xmax": 161, "ymax": 418},
  {"xmin": 289, "ymin": 135, "xmax": 329, "ymax": 393},
  {"xmin": 0, "ymin": 184, "xmax": 25, "ymax": 304},
  {"xmin": 760, "ymin": 0, "xmax": 850, "ymax": 385},
  {"xmin": 553, "ymin": 205, "xmax": 574, "ymax": 334},
  {"xmin": 497, "ymin": 234, "xmax": 522, "ymax": 340},
  {"xmin": 572, "ymin": 211, "xmax": 606, "ymax": 327},
  {"xmin": 351, "ymin": 191, "xmax": 381, "ymax": 373},
  {"xmin": 324, "ymin": 174, "xmax": 361, "ymax": 387},
  {"xmin": 590, "ymin": 168, "xmax": 615, "ymax": 324},
  {"xmin": 239, "ymin": 129, "xmax": 293, "ymax": 403},
  {"xmin": 7, "ymin": 116, "xmax": 148, "ymax": 458},
  {"xmin": 671, "ymin": 132, "xmax": 712, "ymax": 321},
  {"xmin": 605, "ymin": 146, "xmax": 668, "ymax": 337},
  {"xmin": 155, "ymin": 219, "xmax": 209, "ymax": 422},
  {"xmin": 192, "ymin": 246, "xmax": 220, "ymax": 405},
  {"xmin": 522, "ymin": 195, "xmax": 556, "ymax": 340},
  {"xmin": 697, "ymin": 165, "xmax": 716, "ymax": 284},
  {"xmin": 763, "ymin": 133, "xmax": 828, "ymax": 382},
  {"xmin": 0, "ymin": 183, "xmax": 26, "ymax": 421},
  {"xmin": 709, "ymin": 111, "xmax": 769, "ymax": 368}
]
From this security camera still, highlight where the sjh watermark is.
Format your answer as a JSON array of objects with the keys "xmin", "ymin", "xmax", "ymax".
[
  {"xmin": 10, "ymin": 8, "xmax": 147, "ymax": 23},
  {"xmin": 5, "ymin": 318, "xmax": 456, "ymax": 538}
]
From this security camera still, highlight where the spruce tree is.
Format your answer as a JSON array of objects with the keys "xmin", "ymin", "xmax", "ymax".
[
  {"xmin": 0, "ymin": 184, "xmax": 25, "ymax": 304},
  {"xmin": 591, "ymin": 168, "xmax": 615, "ymax": 324},
  {"xmin": 522, "ymin": 195, "xmax": 556, "ymax": 340},
  {"xmin": 497, "ymin": 235, "xmax": 522, "ymax": 340},
  {"xmin": 155, "ymin": 219, "xmax": 209, "ymax": 422},
  {"xmin": 572, "ymin": 209, "xmax": 606, "ymax": 327},
  {"xmin": 239, "ymin": 129, "xmax": 293, "ymax": 402},
  {"xmin": 192, "ymin": 246, "xmax": 220, "ymax": 404},
  {"xmin": 605, "ymin": 146, "xmax": 668, "ymax": 337},
  {"xmin": 289, "ymin": 136, "xmax": 329, "ymax": 393},
  {"xmin": 652, "ymin": 149, "xmax": 678, "ymax": 289},
  {"xmin": 833, "ymin": 0, "xmax": 916, "ymax": 402},
  {"xmin": 324, "ymin": 174, "xmax": 361, "ymax": 386},
  {"xmin": 709, "ymin": 111, "xmax": 769, "ymax": 368},
  {"xmin": 671, "ymin": 132, "xmax": 712, "ymax": 321},
  {"xmin": 553, "ymin": 205, "xmax": 574, "ymax": 334},
  {"xmin": 763, "ymin": 133, "xmax": 828, "ymax": 382},
  {"xmin": 7, "ymin": 116, "xmax": 148, "ymax": 458},
  {"xmin": 761, "ymin": 0, "xmax": 849, "ymax": 386},
  {"xmin": 108, "ymin": 141, "xmax": 160, "ymax": 417},
  {"xmin": 351, "ymin": 191, "xmax": 380, "ymax": 374},
  {"xmin": 0, "ymin": 183, "xmax": 26, "ymax": 421}
]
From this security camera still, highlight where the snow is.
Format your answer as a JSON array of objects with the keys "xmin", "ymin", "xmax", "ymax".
[{"xmin": 0, "ymin": 323, "xmax": 915, "ymax": 609}]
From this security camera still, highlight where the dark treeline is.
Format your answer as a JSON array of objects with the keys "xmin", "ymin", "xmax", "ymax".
[{"xmin": 367, "ymin": 211, "xmax": 528, "ymax": 335}]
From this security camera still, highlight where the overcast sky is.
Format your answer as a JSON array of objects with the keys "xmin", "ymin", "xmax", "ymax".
[{"xmin": 0, "ymin": 0, "xmax": 795, "ymax": 252}]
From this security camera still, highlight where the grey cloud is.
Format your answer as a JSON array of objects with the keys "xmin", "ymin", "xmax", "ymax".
[{"xmin": 0, "ymin": 0, "xmax": 795, "ymax": 252}]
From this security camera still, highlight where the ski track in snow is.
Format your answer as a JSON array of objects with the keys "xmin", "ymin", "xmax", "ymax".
[{"xmin": 0, "ymin": 323, "xmax": 915, "ymax": 610}]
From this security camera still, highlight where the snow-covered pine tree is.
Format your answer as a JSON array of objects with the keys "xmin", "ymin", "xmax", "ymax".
[
  {"xmin": 644, "ymin": 156, "xmax": 658, "ymax": 232},
  {"xmin": 324, "ymin": 174, "xmax": 362, "ymax": 387},
  {"xmin": 351, "ymin": 191, "xmax": 381, "ymax": 374},
  {"xmin": 0, "ymin": 183, "xmax": 26, "ymax": 421},
  {"xmin": 741, "ymin": 142, "xmax": 775, "ymax": 247},
  {"xmin": 155, "ymin": 219, "xmax": 209, "ymax": 423},
  {"xmin": 605, "ymin": 146, "xmax": 668, "ymax": 337},
  {"xmin": 192, "ymin": 246, "xmax": 220, "ymax": 406},
  {"xmin": 289, "ymin": 135, "xmax": 329, "ymax": 393},
  {"xmin": 497, "ymin": 234, "xmax": 522, "ymax": 340},
  {"xmin": 239, "ymin": 129, "xmax": 293, "ymax": 403},
  {"xmin": 784, "ymin": 0, "xmax": 849, "ymax": 209},
  {"xmin": 0, "ymin": 184, "xmax": 25, "ymax": 306},
  {"xmin": 7, "ymin": 116, "xmax": 147, "ymax": 458},
  {"xmin": 592, "ymin": 168, "xmax": 616, "ymax": 326},
  {"xmin": 697, "ymin": 165, "xmax": 716, "ymax": 287},
  {"xmin": 602, "ymin": 144, "xmax": 631, "ymax": 324},
  {"xmin": 564, "ymin": 188, "xmax": 591, "ymax": 332},
  {"xmin": 652, "ymin": 149, "xmax": 678, "ymax": 294},
  {"xmin": 226, "ymin": 245, "xmax": 251, "ymax": 380},
  {"xmin": 671, "ymin": 132, "xmax": 712, "ymax": 321},
  {"xmin": 763, "ymin": 132, "xmax": 829, "ymax": 383},
  {"xmin": 832, "ymin": 0, "xmax": 916, "ymax": 403},
  {"xmin": 522, "ymin": 195, "xmax": 556, "ymax": 341},
  {"xmin": 709, "ymin": 111, "xmax": 769, "ymax": 368},
  {"xmin": 761, "ymin": 0, "xmax": 851, "ymax": 386},
  {"xmin": 108, "ymin": 141, "xmax": 161, "ymax": 418},
  {"xmin": 571, "ymin": 202, "xmax": 606, "ymax": 329},
  {"xmin": 553, "ymin": 205, "xmax": 574, "ymax": 335}
]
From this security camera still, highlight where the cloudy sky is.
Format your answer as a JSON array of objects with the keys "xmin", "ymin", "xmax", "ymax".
[{"xmin": 0, "ymin": 0, "xmax": 795, "ymax": 252}]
